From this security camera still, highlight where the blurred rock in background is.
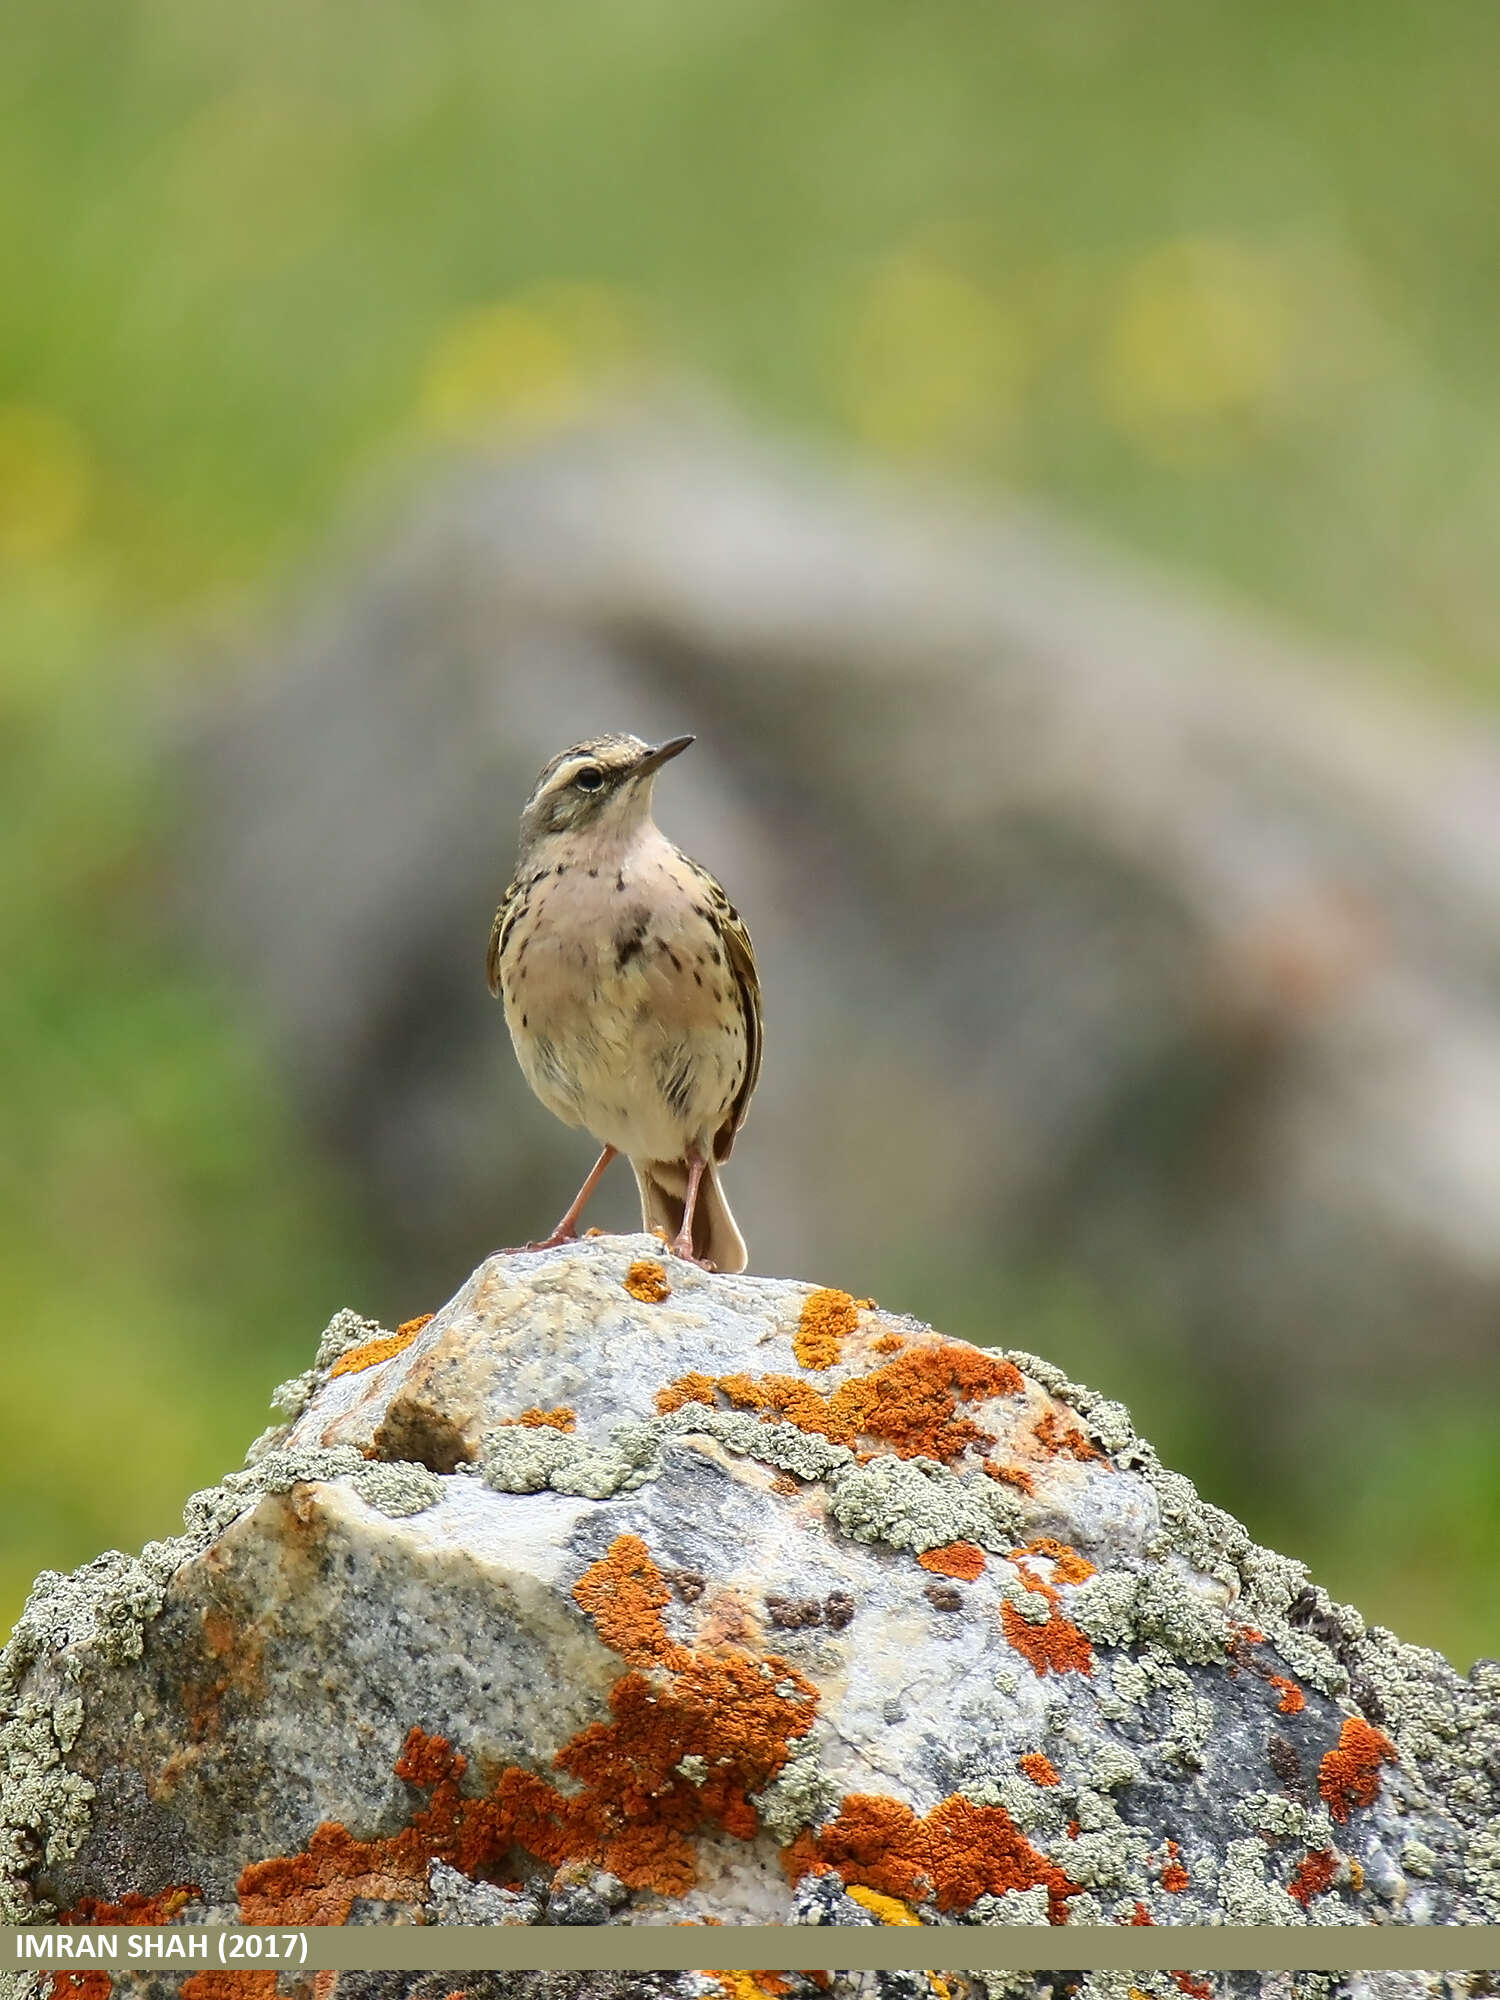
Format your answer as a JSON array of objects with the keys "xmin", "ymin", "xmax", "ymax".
[{"xmin": 170, "ymin": 408, "xmax": 1500, "ymax": 1572}]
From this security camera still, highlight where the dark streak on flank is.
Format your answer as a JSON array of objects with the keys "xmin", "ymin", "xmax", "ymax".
[
  {"xmin": 615, "ymin": 916, "xmax": 649, "ymax": 970},
  {"xmin": 658, "ymin": 1045, "xmax": 697, "ymax": 1119}
]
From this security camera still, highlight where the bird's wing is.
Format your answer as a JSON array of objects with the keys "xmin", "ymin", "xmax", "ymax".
[
  {"xmin": 693, "ymin": 864, "xmax": 762, "ymax": 1161},
  {"xmin": 485, "ymin": 875, "xmax": 522, "ymax": 997}
]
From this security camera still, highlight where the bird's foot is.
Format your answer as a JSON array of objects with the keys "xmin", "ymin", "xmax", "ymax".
[
  {"xmin": 667, "ymin": 1230, "xmax": 717, "ymax": 1272},
  {"xmin": 499, "ymin": 1225, "xmax": 579, "ymax": 1255}
]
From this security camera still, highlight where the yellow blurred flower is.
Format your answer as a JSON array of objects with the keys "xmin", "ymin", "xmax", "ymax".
[
  {"xmin": 841, "ymin": 250, "xmax": 1029, "ymax": 461},
  {"xmin": 1099, "ymin": 236, "xmax": 1291, "ymax": 456},
  {"xmin": 418, "ymin": 282, "xmax": 646, "ymax": 436},
  {"xmin": 0, "ymin": 404, "xmax": 94, "ymax": 564}
]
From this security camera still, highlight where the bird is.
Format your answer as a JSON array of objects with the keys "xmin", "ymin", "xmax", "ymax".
[{"xmin": 486, "ymin": 733, "xmax": 762, "ymax": 1272}]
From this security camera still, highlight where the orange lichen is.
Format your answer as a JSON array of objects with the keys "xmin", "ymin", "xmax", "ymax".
[
  {"xmin": 60, "ymin": 1884, "xmax": 200, "ymax": 1924},
  {"xmin": 789, "ymin": 1792, "xmax": 1078, "ymax": 1922},
  {"xmin": 657, "ymin": 1344, "xmax": 1022, "ymax": 1465},
  {"xmin": 1171, "ymin": 1977, "xmax": 1213, "ymax": 2000},
  {"xmin": 795, "ymin": 1288, "xmax": 860, "ymax": 1369},
  {"xmin": 329, "ymin": 1322, "xmax": 425, "ymax": 1378},
  {"xmin": 1000, "ymin": 1597, "xmax": 1093, "ymax": 1678},
  {"xmin": 985, "ymin": 1461, "xmax": 1035, "ymax": 1495},
  {"xmin": 1318, "ymin": 1716, "xmax": 1398, "ymax": 1823},
  {"xmin": 1288, "ymin": 1848, "xmax": 1338, "ymax": 1906},
  {"xmin": 624, "ymin": 1259, "xmax": 672, "ymax": 1304},
  {"xmin": 873, "ymin": 1334, "xmax": 905, "ymax": 1354},
  {"xmin": 1161, "ymin": 1861, "xmax": 1190, "ymax": 1893},
  {"xmin": 1268, "ymin": 1675, "xmax": 1306, "ymax": 1715},
  {"xmin": 181, "ymin": 1979, "xmax": 279, "ymax": 2000},
  {"xmin": 45, "ymin": 1980, "xmax": 111, "ymax": 2000},
  {"xmin": 917, "ymin": 1542, "xmax": 986, "ymax": 1580},
  {"xmin": 1013, "ymin": 1537, "xmax": 1096, "ymax": 1585},
  {"xmin": 506, "ymin": 1406, "xmax": 577, "ymax": 1432},
  {"xmin": 570, "ymin": 1530, "xmax": 677, "ymax": 1664},
  {"xmin": 1019, "ymin": 1752, "xmax": 1060, "ymax": 1787},
  {"xmin": 1129, "ymin": 1900, "xmax": 1154, "ymax": 1923},
  {"xmin": 1032, "ymin": 1407, "xmax": 1106, "ymax": 1464},
  {"xmin": 238, "ymin": 1534, "xmax": 819, "ymax": 1918},
  {"xmin": 656, "ymin": 1372, "xmax": 719, "ymax": 1413}
]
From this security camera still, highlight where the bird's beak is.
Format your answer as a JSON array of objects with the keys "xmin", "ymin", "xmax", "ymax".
[{"xmin": 635, "ymin": 735, "xmax": 695, "ymax": 777}]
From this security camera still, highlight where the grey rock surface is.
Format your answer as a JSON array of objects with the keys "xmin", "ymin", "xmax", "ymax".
[{"xmin": 2, "ymin": 1237, "xmax": 1497, "ymax": 1979}]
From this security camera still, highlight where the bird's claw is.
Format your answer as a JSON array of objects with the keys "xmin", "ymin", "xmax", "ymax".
[
  {"xmin": 499, "ymin": 1228, "xmax": 578, "ymax": 1255},
  {"xmin": 668, "ymin": 1234, "xmax": 717, "ymax": 1272}
]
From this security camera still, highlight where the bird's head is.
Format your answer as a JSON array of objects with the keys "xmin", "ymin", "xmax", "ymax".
[{"xmin": 516, "ymin": 733, "xmax": 694, "ymax": 854}]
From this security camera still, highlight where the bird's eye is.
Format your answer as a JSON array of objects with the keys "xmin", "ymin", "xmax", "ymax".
[{"xmin": 574, "ymin": 766, "xmax": 605, "ymax": 792}]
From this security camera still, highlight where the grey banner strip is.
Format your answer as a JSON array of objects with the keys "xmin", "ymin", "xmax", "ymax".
[{"xmin": 4, "ymin": 1929, "xmax": 1499, "ymax": 1975}]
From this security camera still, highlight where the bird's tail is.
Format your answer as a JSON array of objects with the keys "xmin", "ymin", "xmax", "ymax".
[{"xmin": 633, "ymin": 1157, "xmax": 748, "ymax": 1274}]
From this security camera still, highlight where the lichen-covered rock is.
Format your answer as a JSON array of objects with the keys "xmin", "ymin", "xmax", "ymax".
[
  {"xmin": 3, "ymin": 1237, "xmax": 1497, "ymax": 1951},
  {"xmin": 4, "ymin": 1971, "xmax": 1498, "ymax": 2000}
]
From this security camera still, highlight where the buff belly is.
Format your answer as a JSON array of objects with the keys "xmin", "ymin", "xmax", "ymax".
[{"xmin": 505, "ymin": 941, "xmax": 746, "ymax": 1164}]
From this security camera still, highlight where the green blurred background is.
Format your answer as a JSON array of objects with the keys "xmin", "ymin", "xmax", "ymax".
[{"xmin": 4, "ymin": 0, "xmax": 1498, "ymax": 1664}]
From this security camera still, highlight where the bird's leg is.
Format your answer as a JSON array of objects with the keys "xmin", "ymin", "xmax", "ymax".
[
  {"xmin": 668, "ymin": 1146, "xmax": 714, "ymax": 1268},
  {"xmin": 514, "ymin": 1145, "xmax": 617, "ymax": 1252}
]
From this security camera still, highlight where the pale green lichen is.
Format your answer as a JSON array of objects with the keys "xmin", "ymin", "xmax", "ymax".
[
  {"xmin": 1074, "ymin": 1975, "xmax": 1172, "ymax": 2000},
  {"xmin": 1, "ymin": 1544, "xmax": 176, "ymax": 1917},
  {"xmin": 994, "ymin": 1569, "xmax": 1050, "ymax": 1624},
  {"xmin": 1101, "ymin": 1652, "xmax": 1150, "ymax": 1708},
  {"xmin": 826, "ymin": 1455, "xmax": 1022, "ymax": 1553},
  {"xmin": 1059, "ymin": 1822, "xmax": 1151, "ymax": 1891},
  {"xmin": 656, "ymin": 1403, "xmax": 856, "ymax": 1481},
  {"xmin": 1103, "ymin": 1647, "xmax": 1217, "ymax": 1771},
  {"xmin": 269, "ymin": 1366, "xmax": 319, "ymax": 1422},
  {"xmin": 1465, "ymin": 1822, "xmax": 1500, "ymax": 1905},
  {"xmin": 963, "ymin": 1774, "xmax": 1066, "ymax": 1839},
  {"xmin": 481, "ymin": 1427, "xmax": 577, "ymax": 1492},
  {"xmin": 481, "ymin": 1422, "xmax": 661, "ymax": 1498},
  {"xmin": 1218, "ymin": 1836, "xmax": 1308, "ymax": 1924},
  {"xmin": 1070, "ymin": 1571, "xmax": 1141, "ymax": 1651},
  {"xmin": 253, "ymin": 1310, "xmax": 395, "ymax": 1455},
  {"xmin": 751, "ymin": 1733, "xmax": 842, "ymax": 1842},
  {"xmin": 316, "ymin": 1307, "xmax": 390, "ymax": 1370},
  {"xmin": 480, "ymin": 1400, "xmax": 857, "ymax": 1500},
  {"xmin": 1035, "ymin": 1772, "xmax": 1149, "ymax": 1892},
  {"xmin": 1060, "ymin": 1889, "xmax": 1105, "ymax": 1924},
  {"xmin": 1081, "ymin": 1736, "xmax": 1141, "ymax": 1791},
  {"xmin": 1234, "ymin": 1789, "xmax": 1335, "ymax": 1848},
  {"xmin": 968, "ymin": 1885, "xmax": 1050, "ymax": 1925},
  {"xmin": 349, "ymin": 1460, "xmax": 444, "ymax": 1517}
]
